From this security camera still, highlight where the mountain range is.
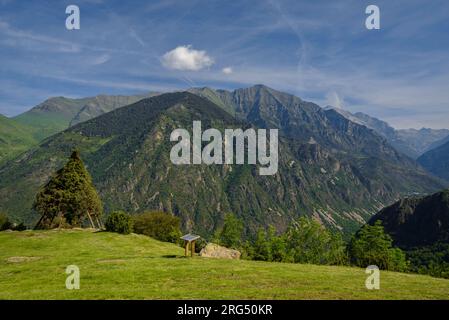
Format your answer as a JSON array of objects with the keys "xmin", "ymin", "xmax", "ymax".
[
  {"xmin": 0, "ymin": 94, "xmax": 158, "ymax": 166},
  {"xmin": 418, "ymin": 140, "xmax": 449, "ymax": 181},
  {"xmin": 4, "ymin": 88, "xmax": 447, "ymax": 165},
  {"xmin": 0, "ymin": 85, "xmax": 446, "ymax": 236},
  {"xmin": 326, "ymin": 107, "xmax": 449, "ymax": 159}
]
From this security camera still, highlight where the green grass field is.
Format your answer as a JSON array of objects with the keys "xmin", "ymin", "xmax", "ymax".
[{"xmin": 1, "ymin": 229, "xmax": 448, "ymax": 299}]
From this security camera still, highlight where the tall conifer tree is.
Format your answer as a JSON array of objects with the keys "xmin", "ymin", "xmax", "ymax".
[{"xmin": 34, "ymin": 150, "xmax": 103, "ymax": 229}]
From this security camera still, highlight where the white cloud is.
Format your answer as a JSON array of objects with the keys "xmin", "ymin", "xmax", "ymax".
[
  {"xmin": 222, "ymin": 67, "xmax": 233, "ymax": 74},
  {"xmin": 161, "ymin": 45, "xmax": 214, "ymax": 71}
]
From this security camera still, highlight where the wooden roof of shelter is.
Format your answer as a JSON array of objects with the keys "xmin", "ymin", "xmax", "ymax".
[{"xmin": 180, "ymin": 233, "xmax": 201, "ymax": 242}]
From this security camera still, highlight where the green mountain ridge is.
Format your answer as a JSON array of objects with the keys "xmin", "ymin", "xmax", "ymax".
[
  {"xmin": 0, "ymin": 94, "xmax": 159, "ymax": 164},
  {"xmin": 69, "ymin": 93, "xmax": 160, "ymax": 126},
  {"xmin": 13, "ymin": 93, "xmax": 158, "ymax": 142},
  {"xmin": 0, "ymin": 88, "xmax": 445, "ymax": 237},
  {"xmin": 13, "ymin": 96, "xmax": 91, "ymax": 141},
  {"xmin": 369, "ymin": 188, "xmax": 449, "ymax": 248},
  {"xmin": 0, "ymin": 114, "xmax": 38, "ymax": 164}
]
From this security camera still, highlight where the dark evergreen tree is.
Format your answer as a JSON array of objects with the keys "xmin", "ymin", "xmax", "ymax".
[{"xmin": 34, "ymin": 150, "xmax": 103, "ymax": 229}]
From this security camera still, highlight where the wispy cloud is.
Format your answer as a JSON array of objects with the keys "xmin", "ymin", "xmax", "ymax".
[
  {"xmin": 91, "ymin": 54, "xmax": 110, "ymax": 65},
  {"xmin": 0, "ymin": 0, "xmax": 448, "ymax": 129},
  {"xmin": 0, "ymin": 19, "xmax": 81, "ymax": 53},
  {"xmin": 325, "ymin": 91, "xmax": 345, "ymax": 109}
]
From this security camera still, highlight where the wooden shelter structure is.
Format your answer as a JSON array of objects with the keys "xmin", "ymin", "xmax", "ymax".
[{"xmin": 180, "ymin": 233, "xmax": 201, "ymax": 257}]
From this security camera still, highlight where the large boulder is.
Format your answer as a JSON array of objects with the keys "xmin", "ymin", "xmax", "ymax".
[{"xmin": 199, "ymin": 243, "xmax": 241, "ymax": 260}]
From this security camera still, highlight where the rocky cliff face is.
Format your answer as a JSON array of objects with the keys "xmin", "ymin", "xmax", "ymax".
[
  {"xmin": 369, "ymin": 189, "xmax": 449, "ymax": 248},
  {"xmin": 325, "ymin": 107, "xmax": 449, "ymax": 159}
]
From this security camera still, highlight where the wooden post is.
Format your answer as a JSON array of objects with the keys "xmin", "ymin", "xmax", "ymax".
[
  {"xmin": 34, "ymin": 214, "xmax": 45, "ymax": 230},
  {"xmin": 191, "ymin": 240, "xmax": 195, "ymax": 257},
  {"xmin": 86, "ymin": 211, "xmax": 96, "ymax": 229},
  {"xmin": 95, "ymin": 216, "xmax": 102, "ymax": 230},
  {"xmin": 185, "ymin": 241, "xmax": 189, "ymax": 257}
]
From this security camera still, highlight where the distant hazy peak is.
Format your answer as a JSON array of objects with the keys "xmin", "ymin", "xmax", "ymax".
[{"xmin": 324, "ymin": 106, "xmax": 368, "ymax": 127}]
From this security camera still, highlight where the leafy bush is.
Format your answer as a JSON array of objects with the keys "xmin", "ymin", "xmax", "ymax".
[
  {"xmin": 0, "ymin": 212, "xmax": 12, "ymax": 231},
  {"xmin": 216, "ymin": 213, "xmax": 244, "ymax": 249},
  {"xmin": 348, "ymin": 220, "xmax": 408, "ymax": 272},
  {"xmin": 407, "ymin": 242, "xmax": 449, "ymax": 279},
  {"xmin": 240, "ymin": 240, "xmax": 255, "ymax": 260},
  {"xmin": 252, "ymin": 228, "xmax": 272, "ymax": 261},
  {"xmin": 133, "ymin": 211, "xmax": 181, "ymax": 243},
  {"xmin": 284, "ymin": 217, "xmax": 347, "ymax": 265},
  {"xmin": 268, "ymin": 226, "xmax": 291, "ymax": 262},
  {"xmin": 193, "ymin": 238, "xmax": 207, "ymax": 253},
  {"xmin": 105, "ymin": 211, "xmax": 133, "ymax": 234},
  {"xmin": 14, "ymin": 222, "xmax": 27, "ymax": 231},
  {"xmin": 0, "ymin": 213, "xmax": 27, "ymax": 231},
  {"xmin": 226, "ymin": 217, "xmax": 347, "ymax": 265},
  {"xmin": 250, "ymin": 227, "xmax": 289, "ymax": 262}
]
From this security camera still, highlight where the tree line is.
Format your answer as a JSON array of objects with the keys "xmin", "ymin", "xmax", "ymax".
[{"xmin": 213, "ymin": 213, "xmax": 408, "ymax": 272}]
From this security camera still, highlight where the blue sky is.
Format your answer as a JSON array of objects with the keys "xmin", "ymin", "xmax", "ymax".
[{"xmin": 0, "ymin": 0, "xmax": 448, "ymax": 129}]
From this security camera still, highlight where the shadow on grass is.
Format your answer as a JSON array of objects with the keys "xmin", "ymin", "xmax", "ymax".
[{"xmin": 162, "ymin": 255, "xmax": 189, "ymax": 259}]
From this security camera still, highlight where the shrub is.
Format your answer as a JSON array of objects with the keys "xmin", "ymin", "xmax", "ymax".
[
  {"xmin": 0, "ymin": 213, "xmax": 27, "ymax": 231},
  {"xmin": 193, "ymin": 238, "xmax": 207, "ymax": 253},
  {"xmin": 14, "ymin": 222, "xmax": 27, "ymax": 231},
  {"xmin": 249, "ymin": 227, "xmax": 287, "ymax": 261},
  {"xmin": 105, "ymin": 211, "xmax": 133, "ymax": 234},
  {"xmin": 0, "ymin": 213, "xmax": 13, "ymax": 231},
  {"xmin": 245, "ymin": 218, "xmax": 347, "ymax": 265},
  {"xmin": 217, "ymin": 213, "xmax": 244, "ymax": 249},
  {"xmin": 252, "ymin": 228, "xmax": 272, "ymax": 261},
  {"xmin": 267, "ymin": 226, "xmax": 292, "ymax": 262},
  {"xmin": 407, "ymin": 242, "xmax": 449, "ymax": 279},
  {"xmin": 240, "ymin": 240, "xmax": 255, "ymax": 260},
  {"xmin": 285, "ymin": 217, "xmax": 347, "ymax": 265},
  {"xmin": 348, "ymin": 220, "xmax": 408, "ymax": 272},
  {"xmin": 133, "ymin": 211, "xmax": 181, "ymax": 243}
]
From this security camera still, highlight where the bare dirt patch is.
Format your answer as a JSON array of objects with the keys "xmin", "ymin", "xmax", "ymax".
[{"xmin": 6, "ymin": 256, "xmax": 42, "ymax": 263}]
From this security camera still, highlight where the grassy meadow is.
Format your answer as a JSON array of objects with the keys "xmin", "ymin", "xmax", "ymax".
[{"xmin": 0, "ymin": 229, "xmax": 448, "ymax": 299}]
